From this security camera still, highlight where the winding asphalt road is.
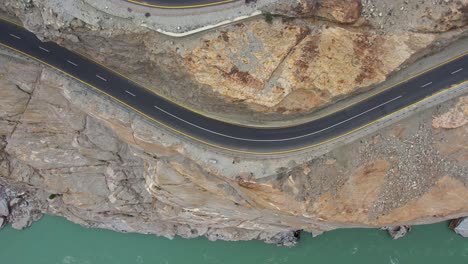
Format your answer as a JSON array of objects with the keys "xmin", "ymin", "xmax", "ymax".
[
  {"xmin": 125, "ymin": 0, "xmax": 236, "ymax": 8},
  {"xmin": 0, "ymin": 18, "xmax": 466, "ymax": 154}
]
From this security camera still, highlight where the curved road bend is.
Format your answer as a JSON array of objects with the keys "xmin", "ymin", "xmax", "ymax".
[
  {"xmin": 125, "ymin": 0, "xmax": 236, "ymax": 8},
  {"xmin": 0, "ymin": 19, "xmax": 467, "ymax": 154}
]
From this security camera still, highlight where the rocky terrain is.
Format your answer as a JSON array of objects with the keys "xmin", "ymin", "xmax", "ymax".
[
  {"xmin": 0, "ymin": 48, "xmax": 467, "ymax": 245},
  {"xmin": 0, "ymin": 0, "xmax": 467, "ymax": 245},
  {"xmin": 0, "ymin": 0, "xmax": 466, "ymax": 123}
]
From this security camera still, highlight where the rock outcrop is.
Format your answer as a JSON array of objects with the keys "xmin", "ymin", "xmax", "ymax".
[
  {"xmin": 185, "ymin": 23, "xmax": 435, "ymax": 112},
  {"xmin": 0, "ymin": 0, "xmax": 465, "ymax": 121},
  {"xmin": 381, "ymin": 225, "xmax": 412, "ymax": 240},
  {"xmin": 315, "ymin": 0, "xmax": 362, "ymax": 24},
  {"xmin": 454, "ymin": 218, "xmax": 468, "ymax": 237},
  {"xmin": 0, "ymin": 52, "xmax": 467, "ymax": 243},
  {"xmin": 0, "ymin": 0, "xmax": 467, "ymax": 245}
]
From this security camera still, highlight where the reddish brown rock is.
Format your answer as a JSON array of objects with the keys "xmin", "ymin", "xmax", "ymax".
[{"xmin": 316, "ymin": 0, "xmax": 362, "ymax": 24}]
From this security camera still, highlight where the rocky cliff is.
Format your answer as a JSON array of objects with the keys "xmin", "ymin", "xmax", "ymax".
[
  {"xmin": 0, "ymin": 0, "xmax": 466, "ymax": 122},
  {"xmin": 0, "ymin": 49, "xmax": 467, "ymax": 245}
]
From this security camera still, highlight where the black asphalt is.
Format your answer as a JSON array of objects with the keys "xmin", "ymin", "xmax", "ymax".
[
  {"xmin": 1, "ymin": 19, "xmax": 467, "ymax": 154},
  {"xmin": 126, "ymin": 0, "xmax": 234, "ymax": 7}
]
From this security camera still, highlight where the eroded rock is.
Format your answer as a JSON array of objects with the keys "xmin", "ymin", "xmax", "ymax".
[
  {"xmin": 0, "ymin": 0, "xmax": 467, "ymax": 245},
  {"xmin": 0, "ymin": 53, "xmax": 467, "ymax": 243},
  {"xmin": 185, "ymin": 24, "xmax": 434, "ymax": 112},
  {"xmin": 381, "ymin": 225, "xmax": 411, "ymax": 239},
  {"xmin": 0, "ymin": 198, "xmax": 9, "ymax": 217},
  {"xmin": 1, "ymin": 0, "xmax": 463, "ymax": 120},
  {"xmin": 316, "ymin": 0, "xmax": 362, "ymax": 23},
  {"xmin": 453, "ymin": 218, "xmax": 468, "ymax": 237}
]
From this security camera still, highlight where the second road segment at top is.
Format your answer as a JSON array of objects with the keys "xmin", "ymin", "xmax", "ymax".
[
  {"xmin": 125, "ymin": 0, "xmax": 237, "ymax": 8},
  {"xmin": 0, "ymin": 18, "xmax": 466, "ymax": 155}
]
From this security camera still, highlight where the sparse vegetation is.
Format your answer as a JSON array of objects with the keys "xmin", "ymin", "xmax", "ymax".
[{"xmin": 264, "ymin": 12, "xmax": 273, "ymax": 24}]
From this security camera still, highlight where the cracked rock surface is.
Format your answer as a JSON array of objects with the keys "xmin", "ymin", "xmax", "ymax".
[
  {"xmin": 0, "ymin": 0, "xmax": 465, "ymax": 122},
  {"xmin": 0, "ymin": 51, "xmax": 467, "ymax": 244}
]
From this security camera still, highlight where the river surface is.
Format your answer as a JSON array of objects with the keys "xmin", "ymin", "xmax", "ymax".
[{"xmin": 0, "ymin": 216, "xmax": 467, "ymax": 264}]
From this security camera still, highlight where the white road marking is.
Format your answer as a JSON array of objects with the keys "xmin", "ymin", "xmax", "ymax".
[
  {"xmin": 96, "ymin": 74, "xmax": 107, "ymax": 82},
  {"xmin": 39, "ymin": 46, "xmax": 50, "ymax": 53},
  {"xmin": 451, "ymin": 68, "xmax": 463, "ymax": 74},
  {"xmin": 153, "ymin": 95, "xmax": 402, "ymax": 142},
  {"xmin": 421, "ymin": 82, "xmax": 432, "ymax": 87},
  {"xmin": 9, "ymin": 33, "xmax": 21, "ymax": 39},
  {"xmin": 67, "ymin": 60, "xmax": 78, "ymax": 66},
  {"xmin": 125, "ymin": 90, "xmax": 136, "ymax": 97}
]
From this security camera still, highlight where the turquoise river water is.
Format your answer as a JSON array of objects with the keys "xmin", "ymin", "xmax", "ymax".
[{"xmin": 0, "ymin": 216, "xmax": 467, "ymax": 264}]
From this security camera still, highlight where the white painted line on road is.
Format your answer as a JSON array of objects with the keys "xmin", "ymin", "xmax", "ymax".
[
  {"xmin": 9, "ymin": 33, "xmax": 21, "ymax": 39},
  {"xmin": 311, "ymin": 96, "xmax": 403, "ymax": 137},
  {"xmin": 39, "ymin": 46, "xmax": 50, "ymax": 53},
  {"xmin": 125, "ymin": 90, "xmax": 136, "ymax": 97},
  {"xmin": 421, "ymin": 82, "xmax": 432, "ymax": 87},
  {"xmin": 153, "ymin": 95, "xmax": 402, "ymax": 142},
  {"xmin": 96, "ymin": 74, "xmax": 107, "ymax": 82},
  {"xmin": 451, "ymin": 68, "xmax": 463, "ymax": 74},
  {"xmin": 67, "ymin": 60, "xmax": 78, "ymax": 66}
]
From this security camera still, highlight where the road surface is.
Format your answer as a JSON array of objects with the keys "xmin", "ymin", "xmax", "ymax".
[
  {"xmin": 0, "ymin": 18, "xmax": 466, "ymax": 155},
  {"xmin": 125, "ymin": 0, "xmax": 237, "ymax": 8}
]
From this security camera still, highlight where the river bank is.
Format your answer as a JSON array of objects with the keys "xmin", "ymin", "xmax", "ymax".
[{"xmin": 0, "ymin": 216, "xmax": 467, "ymax": 264}]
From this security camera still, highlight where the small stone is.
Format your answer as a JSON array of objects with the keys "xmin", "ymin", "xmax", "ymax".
[{"xmin": 208, "ymin": 159, "xmax": 218, "ymax": 164}]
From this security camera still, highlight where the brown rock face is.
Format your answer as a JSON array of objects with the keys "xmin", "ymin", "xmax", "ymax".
[
  {"xmin": 378, "ymin": 176, "xmax": 468, "ymax": 224},
  {"xmin": 274, "ymin": 28, "xmax": 434, "ymax": 113},
  {"xmin": 1, "ymin": 0, "xmax": 464, "ymax": 123},
  {"xmin": 1, "ymin": 53, "xmax": 467, "ymax": 243},
  {"xmin": 310, "ymin": 160, "xmax": 390, "ymax": 224},
  {"xmin": 414, "ymin": 1, "xmax": 467, "ymax": 33},
  {"xmin": 185, "ymin": 24, "xmax": 434, "ymax": 112},
  {"xmin": 184, "ymin": 20, "xmax": 310, "ymax": 108},
  {"xmin": 316, "ymin": 0, "xmax": 362, "ymax": 24}
]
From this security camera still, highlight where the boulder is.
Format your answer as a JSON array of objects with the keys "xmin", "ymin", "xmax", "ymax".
[
  {"xmin": 0, "ymin": 198, "xmax": 9, "ymax": 217},
  {"xmin": 381, "ymin": 225, "xmax": 411, "ymax": 239},
  {"xmin": 454, "ymin": 218, "xmax": 468, "ymax": 237},
  {"xmin": 264, "ymin": 230, "xmax": 301, "ymax": 247}
]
